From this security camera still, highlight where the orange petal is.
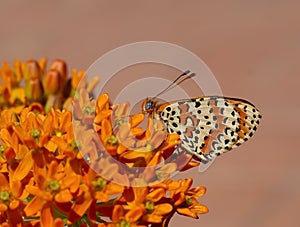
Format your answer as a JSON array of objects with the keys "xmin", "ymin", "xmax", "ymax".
[
  {"xmin": 117, "ymin": 144, "xmax": 127, "ymax": 155},
  {"xmin": 187, "ymin": 186, "xmax": 206, "ymax": 198},
  {"xmin": 147, "ymin": 151, "xmax": 162, "ymax": 167},
  {"xmin": 101, "ymin": 119, "xmax": 112, "ymax": 142},
  {"xmin": 174, "ymin": 192, "xmax": 185, "ymax": 207},
  {"xmin": 145, "ymin": 117, "xmax": 154, "ymax": 139},
  {"xmin": 61, "ymin": 112, "xmax": 72, "ymax": 131},
  {"xmin": 178, "ymin": 178, "xmax": 193, "ymax": 193},
  {"xmin": 180, "ymin": 160, "xmax": 200, "ymax": 171},
  {"xmin": 0, "ymin": 203, "xmax": 8, "ymax": 212},
  {"xmin": 55, "ymin": 189, "xmax": 73, "ymax": 203},
  {"xmin": 190, "ymin": 204, "xmax": 209, "ymax": 214},
  {"xmin": 87, "ymin": 76, "xmax": 100, "ymax": 93},
  {"xmin": 112, "ymin": 204, "xmax": 124, "ymax": 221},
  {"xmin": 101, "ymin": 163, "xmax": 119, "ymax": 180},
  {"xmin": 9, "ymin": 199, "xmax": 19, "ymax": 210},
  {"xmin": 25, "ymin": 185, "xmax": 40, "ymax": 195},
  {"xmin": 146, "ymin": 188, "xmax": 165, "ymax": 202},
  {"xmin": 44, "ymin": 140, "xmax": 58, "ymax": 152},
  {"xmin": 78, "ymin": 89, "xmax": 90, "ymax": 109},
  {"xmin": 129, "ymin": 113, "xmax": 145, "ymax": 128},
  {"xmin": 176, "ymin": 207, "xmax": 198, "ymax": 219},
  {"xmin": 94, "ymin": 110, "xmax": 112, "ymax": 124},
  {"xmin": 24, "ymin": 196, "xmax": 45, "ymax": 216},
  {"xmin": 96, "ymin": 93, "xmax": 109, "ymax": 113},
  {"xmin": 0, "ymin": 173, "xmax": 8, "ymax": 187},
  {"xmin": 0, "ymin": 128, "xmax": 12, "ymax": 146},
  {"xmin": 152, "ymin": 203, "xmax": 173, "ymax": 216},
  {"xmin": 149, "ymin": 130, "xmax": 166, "ymax": 149},
  {"xmin": 54, "ymin": 218, "xmax": 64, "ymax": 227},
  {"xmin": 69, "ymin": 185, "xmax": 93, "ymax": 218},
  {"xmin": 112, "ymin": 102, "xmax": 130, "ymax": 118},
  {"xmin": 41, "ymin": 202, "xmax": 54, "ymax": 227},
  {"xmin": 116, "ymin": 123, "xmax": 130, "ymax": 141},
  {"xmin": 48, "ymin": 161, "xmax": 59, "ymax": 178},
  {"xmin": 125, "ymin": 206, "xmax": 144, "ymax": 223},
  {"xmin": 94, "ymin": 191, "xmax": 109, "ymax": 202},
  {"xmin": 62, "ymin": 175, "xmax": 80, "ymax": 193},
  {"xmin": 142, "ymin": 214, "xmax": 163, "ymax": 223},
  {"xmin": 130, "ymin": 127, "xmax": 144, "ymax": 136},
  {"xmin": 10, "ymin": 180, "xmax": 22, "ymax": 198},
  {"xmin": 133, "ymin": 187, "xmax": 148, "ymax": 204},
  {"xmin": 120, "ymin": 150, "xmax": 149, "ymax": 160},
  {"xmin": 149, "ymin": 182, "xmax": 168, "ymax": 190},
  {"xmin": 165, "ymin": 180, "xmax": 180, "ymax": 191},
  {"xmin": 105, "ymin": 182, "xmax": 124, "ymax": 195},
  {"xmin": 158, "ymin": 163, "xmax": 177, "ymax": 175},
  {"xmin": 13, "ymin": 151, "xmax": 34, "ymax": 181}
]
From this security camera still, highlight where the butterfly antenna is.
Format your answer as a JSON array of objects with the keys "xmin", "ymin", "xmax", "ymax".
[{"xmin": 152, "ymin": 70, "xmax": 195, "ymax": 99}]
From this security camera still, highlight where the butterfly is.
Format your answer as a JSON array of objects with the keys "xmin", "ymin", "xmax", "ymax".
[{"xmin": 141, "ymin": 70, "xmax": 262, "ymax": 164}]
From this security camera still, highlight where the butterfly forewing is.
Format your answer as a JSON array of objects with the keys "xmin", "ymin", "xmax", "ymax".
[{"xmin": 156, "ymin": 96, "xmax": 261, "ymax": 162}]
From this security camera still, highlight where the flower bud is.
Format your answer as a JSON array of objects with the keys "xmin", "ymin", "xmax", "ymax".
[
  {"xmin": 50, "ymin": 59, "xmax": 67, "ymax": 83},
  {"xmin": 25, "ymin": 78, "xmax": 44, "ymax": 102},
  {"xmin": 24, "ymin": 60, "xmax": 42, "ymax": 80},
  {"xmin": 43, "ymin": 69, "xmax": 62, "ymax": 95}
]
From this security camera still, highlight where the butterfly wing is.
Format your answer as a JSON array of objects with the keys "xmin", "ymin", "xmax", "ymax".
[{"xmin": 156, "ymin": 96, "xmax": 262, "ymax": 162}]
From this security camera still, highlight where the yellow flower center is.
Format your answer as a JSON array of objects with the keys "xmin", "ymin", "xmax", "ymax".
[
  {"xmin": 185, "ymin": 196, "xmax": 193, "ymax": 206},
  {"xmin": 83, "ymin": 106, "xmax": 95, "ymax": 115},
  {"xmin": 0, "ymin": 145, "xmax": 5, "ymax": 153},
  {"xmin": 13, "ymin": 121, "xmax": 20, "ymax": 126},
  {"xmin": 146, "ymin": 143, "xmax": 152, "ymax": 151},
  {"xmin": 0, "ymin": 191, "xmax": 10, "ymax": 201},
  {"xmin": 50, "ymin": 130, "xmax": 64, "ymax": 137},
  {"xmin": 92, "ymin": 177, "xmax": 107, "ymax": 190},
  {"xmin": 47, "ymin": 180, "xmax": 60, "ymax": 192},
  {"xmin": 156, "ymin": 171, "xmax": 164, "ymax": 180},
  {"xmin": 56, "ymin": 131, "xmax": 63, "ymax": 136},
  {"xmin": 31, "ymin": 129, "xmax": 40, "ymax": 138},
  {"xmin": 145, "ymin": 200, "xmax": 155, "ymax": 212},
  {"xmin": 119, "ymin": 220, "xmax": 130, "ymax": 227},
  {"xmin": 68, "ymin": 140, "xmax": 80, "ymax": 152},
  {"xmin": 114, "ymin": 119, "xmax": 125, "ymax": 127},
  {"xmin": 106, "ymin": 135, "xmax": 118, "ymax": 146}
]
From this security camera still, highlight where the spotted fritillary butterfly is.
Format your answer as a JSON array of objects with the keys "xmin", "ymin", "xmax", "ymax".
[{"xmin": 141, "ymin": 70, "xmax": 262, "ymax": 164}]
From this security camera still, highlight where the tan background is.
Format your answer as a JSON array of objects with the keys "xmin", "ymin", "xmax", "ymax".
[{"xmin": 1, "ymin": 1, "xmax": 299, "ymax": 226}]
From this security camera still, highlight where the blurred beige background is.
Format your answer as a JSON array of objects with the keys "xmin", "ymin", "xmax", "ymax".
[{"xmin": 1, "ymin": 1, "xmax": 299, "ymax": 226}]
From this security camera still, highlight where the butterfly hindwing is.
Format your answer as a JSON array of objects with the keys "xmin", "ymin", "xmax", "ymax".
[
  {"xmin": 157, "ymin": 96, "xmax": 261, "ymax": 162},
  {"xmin": 226, "ymin": 98, "xmax": 262, "ymax": 148}
]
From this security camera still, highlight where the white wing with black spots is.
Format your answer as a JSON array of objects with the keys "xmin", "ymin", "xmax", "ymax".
[{"xmin": 157, "ymin": 96, "xmax": 261, "ymax": 162}]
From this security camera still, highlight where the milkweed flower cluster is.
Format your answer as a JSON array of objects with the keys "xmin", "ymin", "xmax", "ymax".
[{"xmin": 0, "ymin": 59, "xmax": 208, "ymax": 226}]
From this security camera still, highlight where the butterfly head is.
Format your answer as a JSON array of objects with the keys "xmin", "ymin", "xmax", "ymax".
[{"xmin": 142, "ymin": 98, "xmax": 156, "ymax": 114}]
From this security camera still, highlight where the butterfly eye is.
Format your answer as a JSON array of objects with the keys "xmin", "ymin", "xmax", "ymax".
[{"xmin": 145, "ymin": 101, "xmax": 153, "ymax": 110}]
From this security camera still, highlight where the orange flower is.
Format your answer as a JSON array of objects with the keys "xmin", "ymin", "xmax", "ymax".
[
  {"xmin": 0, "ymin": 173, "xmax": 27, "ymax": 226},
  {"xmin": 119, "ymin": 186, "xmax": 173, "ymax": 224},
  {"xmin": 0, "ymin": 60, "xmax": 25, "ymax": 112},
  {"xmin": 73, "ymin": 88, "xmax": 97, "ymax": 125},
  {"xmin": 107, "ymin": 204, "xmax": 146, "ymax": 227},
  {"xmin": 167, "ymin": 178, "xmax": 208, "ymax": 219},
  {"xmin": 0, "ymin": 58, "xmax": 209, "ymax": 226},
  {"xmin": 68, "ymin": 166, "xmax": 123, "ymax": 224},
  {"xmin": 13, "ymin": 109, "xmax": 50, "ymax": 149},
  {"xmin": 43, "ymin": 108, "xmax": 77, "ymax": 159},
  {"xmin": 24, "ymin": 160, "xmax": 80, "ymax": 226}
]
